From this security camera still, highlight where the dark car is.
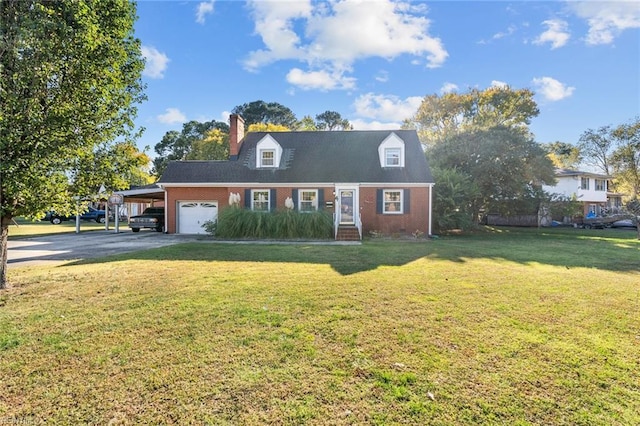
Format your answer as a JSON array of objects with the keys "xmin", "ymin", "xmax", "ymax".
[
  {"xmin": 43, "ymin": 207, "xmax": 107, "ymax": 224},
  {"xmin": 128, "ymin": 207, "xmax": 165, "ymax": 232}
]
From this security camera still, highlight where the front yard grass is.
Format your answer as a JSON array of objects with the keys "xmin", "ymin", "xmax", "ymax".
[
  {"xmin": 8, "ymin": 218, "xmax": 106, "ymax": 238},
  {"xmin": 1, "ymin": 227, "xmax": 639, "ymax": 424}
]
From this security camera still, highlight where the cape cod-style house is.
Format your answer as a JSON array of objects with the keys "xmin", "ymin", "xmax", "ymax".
[{"xmin": 156, "ymin": 114, "xmax": 434, "ymax": 239}]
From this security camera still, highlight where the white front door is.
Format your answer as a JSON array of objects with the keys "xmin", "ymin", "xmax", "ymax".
[
  {"xmin": 336, "ymin": 187, "xmax": 358, "ymax": 225},
  {"xmin": 178, "ymin": 201, "xmax": 218, "ymax": 234}
]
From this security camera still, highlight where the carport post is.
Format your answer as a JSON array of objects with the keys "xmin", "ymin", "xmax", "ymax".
[{"xmin": 104, "ymin": 202, "xmax": 109, "ymax": 231}]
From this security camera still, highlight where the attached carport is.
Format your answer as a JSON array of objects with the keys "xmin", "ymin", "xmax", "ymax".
[
  {"xmin": 113, "ymin": 184, "xmax": 166, "ymax": 231},
  {"xmin": 115, "ymin": 184, "xmax": 165, "ymax": 206}
]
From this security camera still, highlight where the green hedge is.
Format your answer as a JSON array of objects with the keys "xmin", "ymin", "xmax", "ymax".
[{"xmin": 204, "ymin": 207, "xmax": 333, "ymax": 239}]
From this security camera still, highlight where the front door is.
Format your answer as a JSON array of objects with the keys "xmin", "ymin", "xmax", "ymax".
[{"xmin": 337, "ymin": 188, "xmax": 357, "ymax": 225}]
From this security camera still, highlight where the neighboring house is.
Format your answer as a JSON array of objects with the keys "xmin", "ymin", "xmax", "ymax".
[
  {"xmin": 543, "ymin": 168, "xmax": 619, "ymax": 216},
  {"xmin": 156, "ymin": 114, "xmax": 434, "ymax": 238}
]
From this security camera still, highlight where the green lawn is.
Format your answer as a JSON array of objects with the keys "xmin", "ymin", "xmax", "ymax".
[
  {"xmin": 1, "ymin": 227, "xmax": 639, "ymax": 424},
  {"xmin": 8, "ymin": 218, "xmax": 107, "ymax": 238}
]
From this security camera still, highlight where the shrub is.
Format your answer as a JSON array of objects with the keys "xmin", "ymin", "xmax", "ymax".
[{"xmin": 206, "ymin": 207, "xmax": 333, "ymax": 239}]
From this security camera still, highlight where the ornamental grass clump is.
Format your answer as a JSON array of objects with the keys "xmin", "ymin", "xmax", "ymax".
[{"xmin": 206, "ymin": 207, "xmax": 332, "ymax": 239}]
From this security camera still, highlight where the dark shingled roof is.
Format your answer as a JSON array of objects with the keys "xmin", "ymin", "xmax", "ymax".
[{"xmin": 158, "ymin": 130, "xmax": 434, "ymax": 184}]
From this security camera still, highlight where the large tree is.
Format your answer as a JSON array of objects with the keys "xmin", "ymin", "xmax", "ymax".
[
  {"xmin": 579, "ymin": 118, "xmax": 640, "ymax": 197},
  {"xmin": 429, "ymin": 127, "xmax": 556, "ymax": 221},
  {"xmin": 610, "ymin": 118, "xmax": 640, "ymax": 198},
  {"xmin": 0, "ymin": 0, "xmax": 146, "ymax": 288},
  {"xmin": 405, "ymin": 86, "xmax": 539, "ymax": 147},
  {"xmin": 231, "ymin": 100, "xmax": 298, "ymax": 129},
  {"xmin": 315, "ymin": 110, "xmax": 353, "ymax": 130},
  {"xmin": 542, "ymin": 141, "xmax": 582, "ymax": 169},
  {"xmin": 153, "ymin": 120, "xmax": 228, "ymax": 176}
]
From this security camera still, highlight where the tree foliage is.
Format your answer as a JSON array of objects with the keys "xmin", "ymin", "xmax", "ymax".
[
  {"xmin": 405, "ymin": 86, "xmax": 539, "ymax": 147},
  {"xmin": 153, "ymin": 120, "xmax": 228, "ymax": 175},
  {"xmin": 579, "ymin": 118, "xmax": 640, "ymax": 197},
  {"xmin": 542, "ymin": 141, "xmax": 582, "ymax": 169},
  {"xmin": 315, "ymin": 110, "xmax": 353, "ymax": 131},
  {"xmin": 578, "ymin": 126, "xmax": 615, "ymax": 176},
  {"xmin": 0, "ymin": 0, "xmax": 146, "ymax": 288},
  {"xmin": 231, "ymin": 100, "xmax": 298, "ymax": 129},
  {"xmin": 431, "ymin": 167, "xmax": 479, "ymax": 231},
  {"xmin": 429, "ymin": 127, "xmax": 556, "ymax": 219},
  {"xmin": 247, "ymin": 123, "xmax": 290, "ymax": 132}
]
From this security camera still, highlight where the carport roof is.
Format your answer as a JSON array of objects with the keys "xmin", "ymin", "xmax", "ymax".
[{"xmin": 116, "ymin": 184, "xmax": 165, "ymax": 201}]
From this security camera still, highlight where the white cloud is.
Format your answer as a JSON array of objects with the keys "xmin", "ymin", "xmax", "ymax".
[
  {"xmin": 532, "ymin": 77, "xmax": 575, "ymax": 101},
  {"xmin": 286, "ymin": 68, "xmax": 356, "ymax": 91},
  {"xmin": 196, "ymin": 1, "xmax": 215, "ymax": 24},
  {"xmin": 157, "ymin": 108, "xmax": 187, "ymax": 124},
  {"xmin": 492, "ymin": 24, "xmax": 517, "ymax": 40},
  {"xmin": 350, "ymin": 119, "xmax": 402, "ymax": 130},
  {"xmin": 375, "ymin": 70, "xmax": 389, "ymax": 83},
  {"xmin": 244, "ymin": 0, "xmax": 447, "ymax": 90},
  {"xmin": 353, "ymin": 93, "xmax": 423, "ymax": 122},
  {"xmin": 491, "ymin": 80, "xmax": 508, "ymax": 88},
  {"xmin": 569, "ymin": 1, "xmax": 640, "ymax": 45},
  {"xmin": 141, "ymin": 45, "xmax": 169, "ymax": 79},
  {"xmin": 534, "ymin": 19, "xmax": 570, "ymax": 49},
  {"xmin": 440, "ymin": 82, "xmax": 458, "ymax": 94}
]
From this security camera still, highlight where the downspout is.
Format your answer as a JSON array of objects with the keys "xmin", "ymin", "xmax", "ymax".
[{"xmin": 428, "ymin": 183, "xmax": 433, "ymax": 236}]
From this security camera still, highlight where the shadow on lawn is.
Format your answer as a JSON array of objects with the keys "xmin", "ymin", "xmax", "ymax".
[{"xmin": 67, "ymin": 227, "xmax": 640, "ymax": 275}]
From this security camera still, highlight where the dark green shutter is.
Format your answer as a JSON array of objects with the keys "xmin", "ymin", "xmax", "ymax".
[
  {"xmin": 376, "ymin": 189, "xmax": 383, "ymax": 214},
  {"xmin": 244, "ymin": 189, "xmax": 251, "ymax": 209},
  {"xmin": 292, "ymin": 189, "xmax": 298, "ymax": 211},
  {"xmin": 270, "ymin": 189, "xmax": 277, "ymax": 211},
  {"xmin": 318, "ymin": 189, "xmax": 324, "ymax": 211},
  {"xmin": 404, "ymin": 189, "xmax": 410, "ymax": 214}
]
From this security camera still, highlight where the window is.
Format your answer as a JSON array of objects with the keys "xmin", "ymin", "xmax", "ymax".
[
  {"xmin": 252, "ymin": 190, "xmax": 269, "ymax": 212},
  {"xmin": 383, "ymin": 190, "xmax": 402, "ymax": 214},
  {"xmin": 299, "ymin": 190, "xmax": 318, "ymax": 212},
  {"xmin": 385, "ymin": 148, "xmax": 401, "ymax": 167},
  {"xmin": 581, "ymin": 177, "xmax": 589, "ymax": 190},
  {"xmin": 595, "ymin": 179, "xmax": 606, "ymax": 191},
  {"xmin": 260, "ymin": 150, "xmax": 275, "ymax": 167}
]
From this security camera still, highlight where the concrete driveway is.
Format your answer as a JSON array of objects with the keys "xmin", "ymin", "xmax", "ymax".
[{"xmin": 7, "ymin": 230, "xmax": 201, "ymax": 268}]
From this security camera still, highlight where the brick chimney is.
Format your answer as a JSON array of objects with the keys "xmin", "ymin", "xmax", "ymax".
[{"xmin": 229, "ymin": 114, "xmax": 245, "ymax": 160}]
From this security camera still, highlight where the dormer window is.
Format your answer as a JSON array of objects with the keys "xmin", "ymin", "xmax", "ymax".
[
  {"xmin": 256, "ymin": 135, "xmax": 282, "ymax": 168},
  {"xmin": 378, "ymin": 133, "xmax": 405, "ymax": 168},
  {"xmin": 260, "ymin": 149, "xmax": 275, "ymax": 167},
  {"xmin": 385, "ymin": 148, "xmax": 401, "ymax": 167}
]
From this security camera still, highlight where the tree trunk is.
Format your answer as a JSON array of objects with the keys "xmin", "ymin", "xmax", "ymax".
[{"xmin": 0, "ymin": 215, "xmax": 10, "ymax": 289}]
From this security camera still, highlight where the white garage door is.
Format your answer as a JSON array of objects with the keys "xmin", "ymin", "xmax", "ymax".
[{"xmin": 178, "ymin": 201, "xmax": 218, "ymax": 234}]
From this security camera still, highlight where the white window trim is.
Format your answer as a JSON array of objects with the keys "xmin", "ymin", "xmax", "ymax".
[
  {"xmin": 594, "ymin": 179, "xmax": 606, "ymax": 191},
  {"xmin": 251, "ymin": 189, "xmax": 270, "ymax": 212},
  {"xmin": 260, "ymin": 149, "xmax": 276, "ymax": 168},
  {"xmin": 256, "ymin": 134, "xmax": 283, "ymax": 168},
  {"xmin": 385, "ymin": 148, "xmax": 401, "ymax": 167},
  {"xmin": 298, "ymin": 189, "xmax": 318, "ymax": 212},
  {"xmin": 383, "ymin": 189, "xmax": 403, "ymax": 214},
  {"xmin": 581, "ymin": 177, "xmax": 589, "ymax": 190},
  {"xmin": 378, "ymin": 133, "xmax": 405, "ymax": 168}
]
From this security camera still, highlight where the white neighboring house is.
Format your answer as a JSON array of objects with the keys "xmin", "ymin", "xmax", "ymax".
[{"xmin": 543, "ymin": 169, "xmax": 623, "ymax": 216}]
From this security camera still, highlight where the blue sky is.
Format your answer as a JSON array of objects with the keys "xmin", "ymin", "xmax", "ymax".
[{"xmin": 133, "ymin": 1, "xmax": 639, "ymax": 156}]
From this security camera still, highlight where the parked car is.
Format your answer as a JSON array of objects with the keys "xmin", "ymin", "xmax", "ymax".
[
  {"xmin": 128, "ymin": 207, "xmax": 165, "ymax": 232},
  {"xmin": 43, "ymin": 207, "xmax": 107, "ymax": 224},
  {"xmin": 610, "ymin": 219, "xmax": 636, "ymax": 229}
]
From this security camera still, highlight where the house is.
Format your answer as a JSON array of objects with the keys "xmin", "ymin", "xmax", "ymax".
[
  {"xmin": 543, "ymin": 168, "xmax": 621, "ymax": 216},
  {"xmin": 156, "ymin": 114, "xmax": 434, "ymax": 239}
]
